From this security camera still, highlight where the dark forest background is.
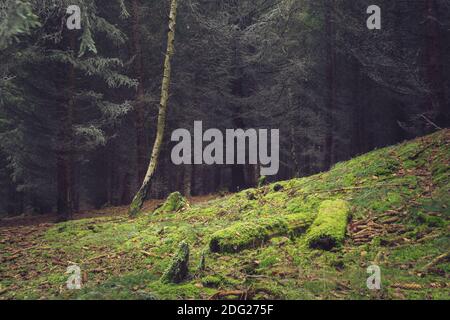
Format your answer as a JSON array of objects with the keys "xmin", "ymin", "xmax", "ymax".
[{"xmin": 0, "ymin": 0, "xmax": 449, "ymax": 217}]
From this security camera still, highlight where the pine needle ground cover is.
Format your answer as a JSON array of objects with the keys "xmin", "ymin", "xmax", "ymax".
[{"xmin": 0, "ymin": 130, "xmax": 449, "ymax": 300}]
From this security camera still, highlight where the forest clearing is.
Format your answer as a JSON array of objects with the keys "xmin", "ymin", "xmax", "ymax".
[
  {"xmin": 1, "ymin": 0, "xmax": 450, "ymax": 303},
  {"xmin": 1, "ymin": 130, "xmax": 448, "ymax": 300}
]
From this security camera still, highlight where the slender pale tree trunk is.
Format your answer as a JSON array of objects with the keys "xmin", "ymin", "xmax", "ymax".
[{"xmin": 129, "ymin": 0, "xmax": 178, "ymax": 217}]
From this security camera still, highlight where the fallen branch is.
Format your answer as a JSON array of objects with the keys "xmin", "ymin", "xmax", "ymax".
[
  {"xmin": 83, "ymin": 253, "xmax": 108, "ymax": 263},
  {"xmin": 417, "ymin": 232, "xmax": 441, "ymax": 243},
  {"xmin": 209, "ymin": 290, "xmax": 246, "ymax": 300},
  {"xmin": 1, "ymin": 254, "xmax": 20, "ymax": 263},
  {"xmin": 391, "ymin": 283, "xmax": 422, "ymax": 290},
  {"xmin": 140, "ymin": 250, "xmax": 158, "ymax": 258},
  {"xmin": 423, "ymin": 252, "xmax": 450, "ymax": 272},
  {"xmin": 0, "ymin": 288, "xmax": 9, "ymax": 296},
  {"xmin": 419, "ymin": 114, "xmax": 442, "ymax": 131}
]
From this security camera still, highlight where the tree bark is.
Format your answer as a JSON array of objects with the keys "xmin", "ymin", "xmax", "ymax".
[
  {"xmin": 129, "ymin": 0, "xmax": 178, "ymax": 217},
  {"xmin": 351, "ymin": 62, "xmax": 364, "ymax": 156},
  {"xmin": 131, "ymin": 0, "xmax": 147, "ymax": 182},
  {"xmin": 324, "ymin": 0, "xmax": 336, "ymax": 170},
  {"xmin": 56, "ymin": 32, "xmax": 76, "ymax": 221},
  {"xmin": 424, "ymin": 0, "xmax": 447, "ymax": 127},
  {"xmin": 183, "ymin": 165, "xmax": 192, "ymax": 197}
]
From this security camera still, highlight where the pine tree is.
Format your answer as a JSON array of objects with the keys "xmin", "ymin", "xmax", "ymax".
[{"xmin": 0, "ymin": 0, "xmax": 136, "ymax": 219}]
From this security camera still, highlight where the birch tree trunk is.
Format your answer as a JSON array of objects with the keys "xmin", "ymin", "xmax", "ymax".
[{"xmin": 129, "ymin": 0, "xmax": 178, "ymax": 217}]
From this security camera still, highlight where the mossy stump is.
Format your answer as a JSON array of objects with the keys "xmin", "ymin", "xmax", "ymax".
[
  {"xmin": 161, "ymin": 241, "xmax": 190, "ymax": 284},
  {"xmin": 273, "ymin": 183, "xmax": 283, "ymax": 192},
  {"xmin": 209, "ymin": 212, "xmax": 314, "ymax": 253},
  {"xmin": 257, "ymin": 176, "xmax": 268, "ymax": 187},
  {"xmin": 154, "ymin": 191, "xmax": 188, "ymax": 214},
  {"xmin": 305, "ymin": 199, "xmax": 350, "ymax": 250}
]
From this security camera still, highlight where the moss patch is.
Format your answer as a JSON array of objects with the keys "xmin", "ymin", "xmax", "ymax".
[
  {"xmin": 1, "ymin": 129, "xmax": 449, "ymax": 300},
  {"xmin": 154, "ymin": 192, "xmax": 188, "ymax": 215},
  {"xmin": 305, "ymin": 199, "xmax": 350, "ymax": 250},
  {"xmin": 209, "ymin": 212, "xmax": 314, "ymax": 253}
]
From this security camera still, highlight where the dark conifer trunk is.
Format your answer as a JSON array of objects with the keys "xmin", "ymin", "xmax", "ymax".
[
  {"xmin": 56, "ymin": 33, "xmax": 76, "ymax": 221},
  {"xmin": 351, "ymin": 62, "xmax": 364, "ymax": 156},
  {"xmin": 132, "ymin": 0, "xmax": 147, "ymax": 182},
  {"xmin": 424, "ymin": 0, "xmax": 447, "ymax": 127},
  {"xmin": 324, "ymin": 0, "xmax": 336, "ymax": 170}
]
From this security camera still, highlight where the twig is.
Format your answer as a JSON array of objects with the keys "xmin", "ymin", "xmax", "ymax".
[
  {"xmin": 0, "ymin": 288, "xmax": 9, "ymax": 296},
  {"xmin": 245, "ymin": 274, "xmax": 270, "ymax": 279},
  {"xmin": 419, "ymin": 114, "xmax": 442, "ymax": 130},
  {"xmin": 423, "ymin": 252, "xmax": 450, "ymax": 272},
  {"xmin": 83, "ymin": 253, "xmax": 108, "ymax": 263},
  {"xmin": 209, "ymin": 290, "xmax": 246, "ymax": 300},
  {"xmin": 140, "ymin": 250, "xmax": 158, "ymax": 258}
]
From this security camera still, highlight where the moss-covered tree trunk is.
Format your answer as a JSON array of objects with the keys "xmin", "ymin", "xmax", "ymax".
[
  {"xmin": 129, "ymin": 0, "xmax": 178, "ymax": 217},
  {"xmin": 305, "ymin": 199, "xmax": 350, "ymax": 250},
  {"xmin": 209, "ymin": 213, "xmax": 315, "ymax": 253}
]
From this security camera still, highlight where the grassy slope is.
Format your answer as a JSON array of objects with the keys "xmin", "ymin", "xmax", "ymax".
[{"xmin": 0, "ymin": 130, "xmax": 449, "ymax": 300}]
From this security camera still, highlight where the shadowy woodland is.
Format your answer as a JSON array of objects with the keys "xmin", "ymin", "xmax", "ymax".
[
  {"xmin": 0, "ymin": 0, "xmax": 449, "ymax": 301},
  {"xmin": 1, "ymin": 0, "xmax": 449, "ymax": 218}
]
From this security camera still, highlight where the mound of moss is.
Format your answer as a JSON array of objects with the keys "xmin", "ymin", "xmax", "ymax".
[
  {"xmin": 305, "ymin": 199, "xmax": 350, "ymax": 250},
  {"xmin": 209, "ymin": 212, "xmax": 315, "ymax": 253},
  {"xmin": 154, "ymin": 192, "xmax": 188, "ymax": 214}
]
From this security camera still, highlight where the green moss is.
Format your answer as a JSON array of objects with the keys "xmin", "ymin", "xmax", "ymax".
[
  {"xmin": 76, "ymin": 271, "xmax": 159, "ymax": 300},
  {"xmin": 370, "ymin": 191, "xmax": 404, "ymax": 213},
  {"xmin": 286, "ymin": 196, "xmax": 322, "ymax": 214},
  {"xmin": 305, "ymin": 199, "xmax": 350, "ymax": 250},
  {"xmin": 257, "ymin": 247, "xmax": 282, "ymax": 269},
  {"xmin": 201, "ymin": 275, "xmax": 223, "ymax": 288},
  {"xmin": 258, "ymin": 175, "xmax": 267, "ymax": 187},
  {"xmin": 414, "ymin": 212, "xmax": 446, "ymax": 228},
  {"xmin": 3, "ymin": 130, "xmax": 449, "ymax": 300},
  {"xmin": 160, "ymin": 241, "xmax": 190, "ymax": 284},
  {"xmin": 147, "ymin": 282, "xmax": 216, "ymax": 300},
  {"xmin": 209, "ymin": 212, "xmax": 314, "ymax": 253},
  {"xmin": 154, "ymin": 192, "xmax": 188, "ymax": 215},
  {"xmin": 129, "ymin": 189, "xmax": 146, "ymax": 217}
]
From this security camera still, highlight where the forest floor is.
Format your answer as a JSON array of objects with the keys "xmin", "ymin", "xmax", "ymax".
[
  {"xmin": 0, "ymin": 130, "xmax": 449, "ymax": 300},
  {"xmin": 0, "ymin": 194, "xmax": 218, "ymax": 227}
]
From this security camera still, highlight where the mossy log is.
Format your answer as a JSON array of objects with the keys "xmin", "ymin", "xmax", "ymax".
[
  {"xmin": 161, "ymin": 241, "xmax": 189, "ymax": 283},
  {"xmin": 305, "ymin": 199, "xmax": 350, "ymax": 250},
  {"xmin": 209, "ymin": 213, "xmax": 314, "ymax": 253},
  {"xmin": 154, "ymin": 191, "xmax": 188, "ymax": 214}
]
